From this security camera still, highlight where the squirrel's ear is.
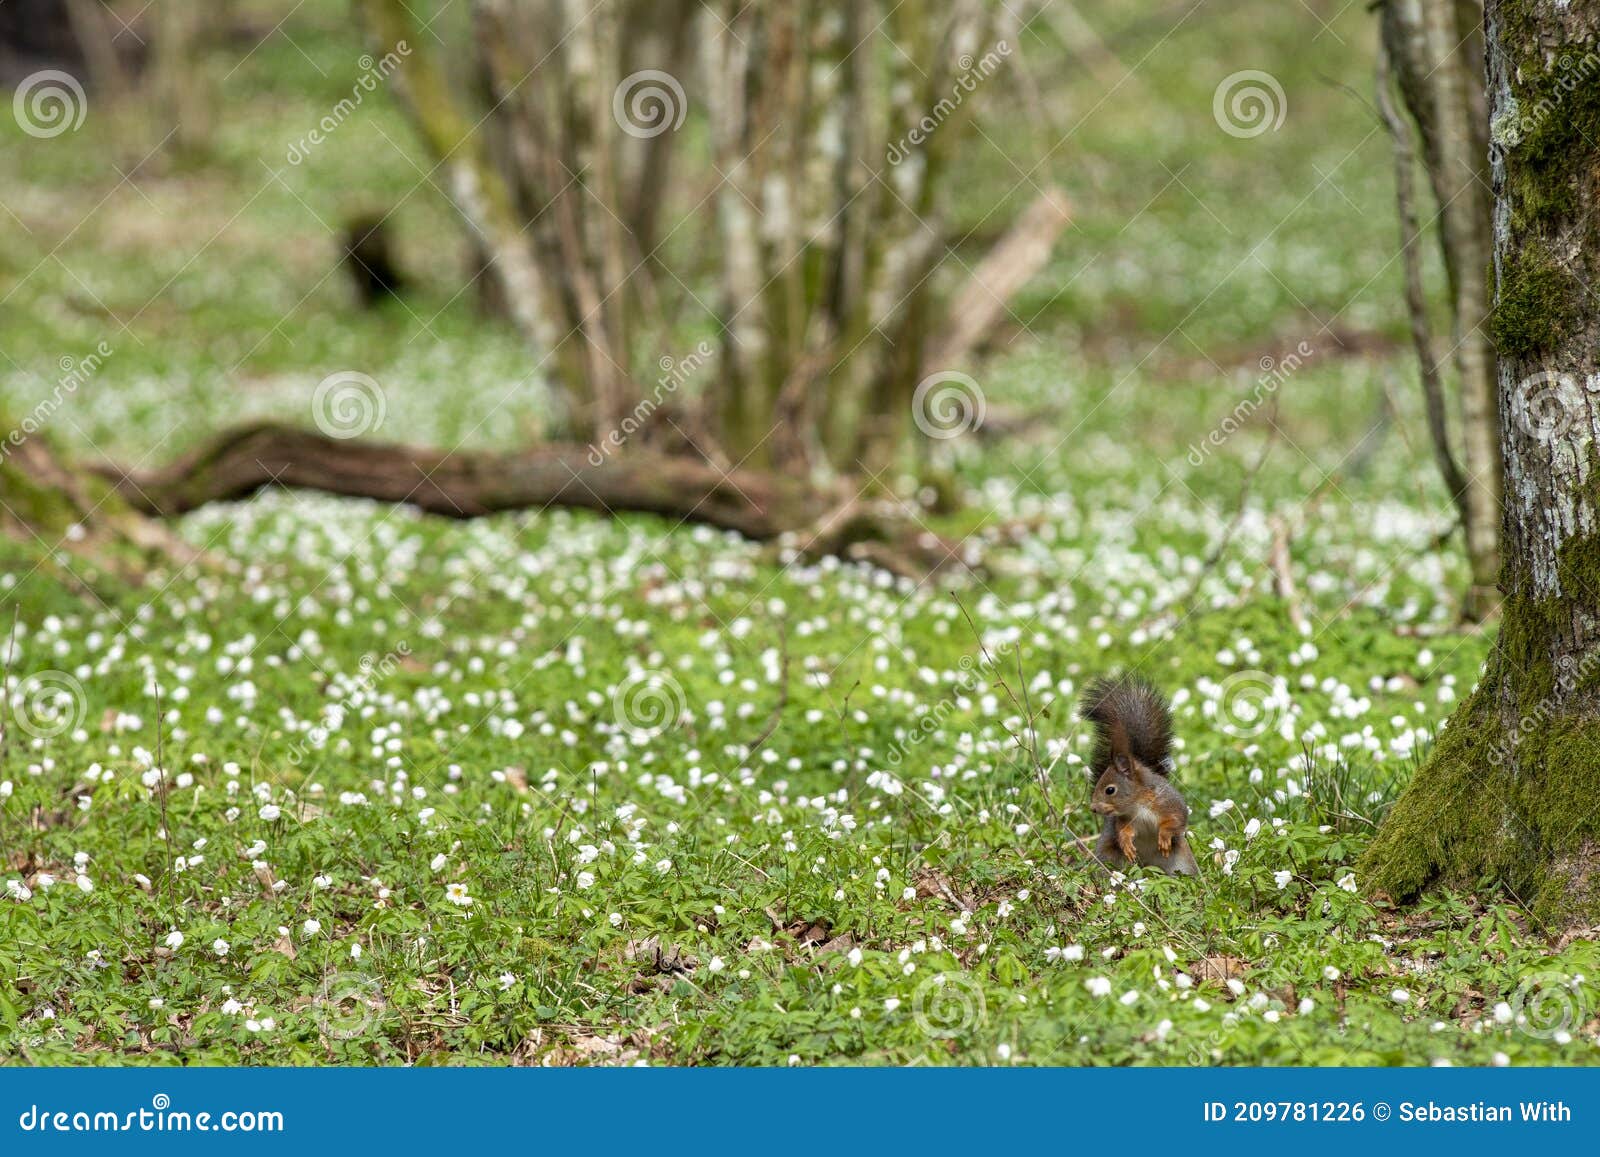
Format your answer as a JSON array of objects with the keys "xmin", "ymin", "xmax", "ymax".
[{"xmin": 1113, "ymin": 753, "xmax": 1146, "ymax": 783}]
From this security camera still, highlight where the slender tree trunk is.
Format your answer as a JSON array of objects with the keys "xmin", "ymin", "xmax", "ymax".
[
  {"xmin": 154, "ymin": 2, "xmax": 209, "ymax": 153},
  {"xmin": 1377, "ymin": 0, "xmax": 1501, "ymax": 620},
  {"xmin": 1420, "ymin": 0, "xmax": 1501, "ymax": 620},
  {"xmin": 1375, "ymin": 36, "xmax": 1468, "ymax": 512},
  {"xmin": 1361, "ymin": 0, "xmax": 1600, "ymax": 928}
]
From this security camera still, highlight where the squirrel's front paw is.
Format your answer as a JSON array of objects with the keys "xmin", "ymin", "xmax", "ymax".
[
  {"xmin": 1157, "ymin": 832, "xmax": 1173, "ymax": 855},
  {"xmin": 1116, "ymin": 828, "xmax": 1137, "ymax": 861}
]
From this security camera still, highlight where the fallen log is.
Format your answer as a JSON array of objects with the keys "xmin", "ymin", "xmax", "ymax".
[{"xmin": 96, "ymin": 422, "xmax": 972, "ymax": 580}]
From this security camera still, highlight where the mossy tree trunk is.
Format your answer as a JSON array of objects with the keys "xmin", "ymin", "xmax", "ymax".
[{"xmin": 1361, "ymin": 0, "xmax": 1600, "ymax": 928}]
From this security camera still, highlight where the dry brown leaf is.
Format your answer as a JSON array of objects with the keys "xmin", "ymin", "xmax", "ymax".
[
  {"xmin": 793, "ymin": 920, "xmax": 830, "ymax": 945},
  {"xmin": 1193, "ymin": 955, "xmax": 1248, "ymax": 983},
  {"xmin": 818, "ymin": 932, "xmax": 857, "ymax": 954},
  {"xmin": 251, "ymin": 859, "xmax": 278, "ymax": 897}
]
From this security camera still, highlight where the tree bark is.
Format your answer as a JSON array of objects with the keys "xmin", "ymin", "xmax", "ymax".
[
  {"xmin": 1361, "ymin": 0, "xmax": 1600, "ymax": 928},
  {"xmin": 1420, "ymin": 0, "xmax": 1501, "ymax": 621},
  {"xmin": 1377, "ymin": 0, "xmax": 1501, "ymax": 620},
  {"xmin": 1375, "ymin": 35, "xmax": 1469, "ymax": 512}
]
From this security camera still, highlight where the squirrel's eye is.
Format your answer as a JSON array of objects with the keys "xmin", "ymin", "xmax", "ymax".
[{"xmin": 1104, "ymin": 785, "xmax": 1116, "ymax": 795}]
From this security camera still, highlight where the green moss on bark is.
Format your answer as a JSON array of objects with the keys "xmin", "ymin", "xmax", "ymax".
[
  {"xmin": 1362, "ymin": 532, "xmax": 1600, "ymax": 928},
  {"xmin": 0, "ymin": 412, "xmax": 188, "ymax": 587},
  {"xmin": 1493, "ymin": 21, "xmax": 1600, "ymax": 232},
  {"xmin": 1489, "ymin": 239, "xmax": 1580, "ymax": 359},
  {"xmin": 0, "ymin": 459, "xmax": 79, "ymax": 533},
  {"xmin": 1487, "ymin": 19, "xmax": 1600, "ymax": 363}
]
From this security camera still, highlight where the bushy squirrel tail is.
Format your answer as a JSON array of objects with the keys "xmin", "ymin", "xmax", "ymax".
[{"xmin": 1079, "ymin": 673, "xmax": 1173, "ymax": 775}]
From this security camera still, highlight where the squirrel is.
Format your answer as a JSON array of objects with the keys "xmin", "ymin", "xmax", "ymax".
[{"xmin": 1079, "ymin": 674, "xmax": 1198, "ymax": 876}]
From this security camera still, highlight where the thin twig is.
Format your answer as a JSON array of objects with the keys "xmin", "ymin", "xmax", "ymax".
[
  {"xmin": 1268, "ymin": 515, "xmax": 1308, "ymax": 634},
  {"xmin": 1374, "ymin": 34, "xmax": 1469, "ymax": 509},
  {"xmin": 153, "ymin": 677, "xmax": 176, "ymax": 917}
]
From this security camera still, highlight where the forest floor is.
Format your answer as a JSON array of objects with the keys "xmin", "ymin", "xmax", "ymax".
[{"xmin": 0, "ymin": 0, "xmax": 1595, "ymax": 1065}]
